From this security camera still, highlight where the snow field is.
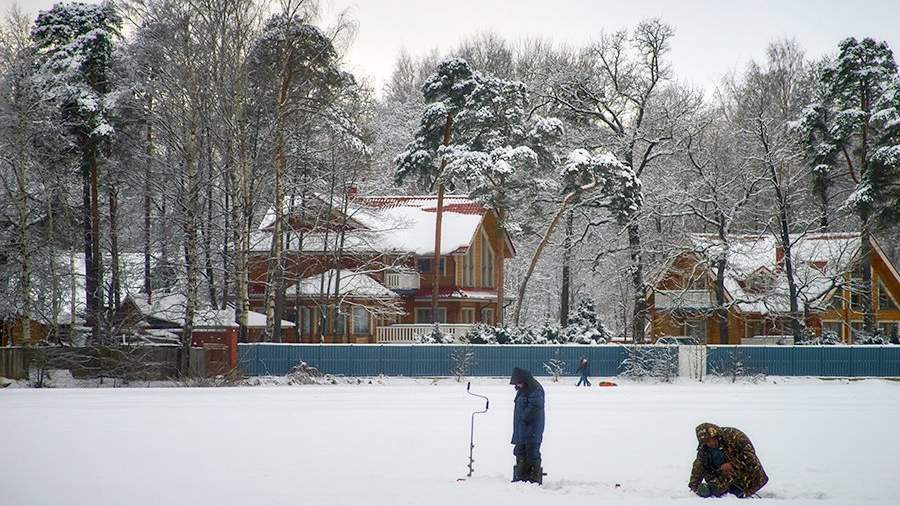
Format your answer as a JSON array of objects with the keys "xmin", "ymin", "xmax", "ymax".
[{"xmin": 3, "ymin": 378, "xmax": 899, "ymax": 506}]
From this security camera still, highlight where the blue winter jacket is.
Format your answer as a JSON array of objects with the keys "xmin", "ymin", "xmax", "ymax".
[{"xmin": 510, "ymin": 368, "xmax": 545, "ymax": 445}]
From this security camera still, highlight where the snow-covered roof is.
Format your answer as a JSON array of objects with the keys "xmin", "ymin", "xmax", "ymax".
[
  {"xmin": 252, "ymin": 194, "xmax": 490, "ymax": 256},
  {"xmin": 679, "ymin": 233, "xmax": 862, "ymax": 314},
  {"xmin": 285, "ymin": 269, "xmax": 398, "ymax": 299},
  {"xmin": 129, "ymin": 293, "xmax": 294, "ymax": 328}
]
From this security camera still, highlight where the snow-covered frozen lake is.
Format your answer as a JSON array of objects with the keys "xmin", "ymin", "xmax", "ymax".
[{"xmin": 4, "ymin": 377, "xmax": 899, "ymax": 505}]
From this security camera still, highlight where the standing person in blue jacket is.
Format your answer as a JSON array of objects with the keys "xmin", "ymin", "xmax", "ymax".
[
  {"xmin": 576, "ymin": 357, "xmax": 591, "ymax": 386},
  {"xmin": 510, "ymin": 367, "xmax": 545, "ymax": 484}
]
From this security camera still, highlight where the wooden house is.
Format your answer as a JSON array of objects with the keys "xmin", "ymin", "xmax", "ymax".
[
  {"xmin": 247, "ymin": 193, "xmax": 515, "ymax": 343},
  {"xmin": 649, "ymin": 233, "xmax": 900, "ymax": 344}
]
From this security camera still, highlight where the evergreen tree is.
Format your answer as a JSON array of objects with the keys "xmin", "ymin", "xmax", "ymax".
[
  {"xmin": 31, "ymin": 1, "xmax": 122, "ymax": 342},
  {"xmin": 562, "ymin": 295, "xmax": 611, "ymax": 344},
  {"xmin": 396, "ymin": 57, "xmax": 561, "ymax": 323},
  {"xmin": 799, "ymin": 37, "xmax": 900, "ymax": 334}
]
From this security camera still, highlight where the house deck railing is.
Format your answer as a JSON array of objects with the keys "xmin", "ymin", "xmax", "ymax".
[{"xmin": 376, "ymin": 324, "xmax": 474, "ymax": 343}]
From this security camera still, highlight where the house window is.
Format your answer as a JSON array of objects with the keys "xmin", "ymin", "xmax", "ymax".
[
  {"xmin": 352, "ymin": 306, "xmax": 370, "ymax": 335},
  {"xmin": 821, "ymin": 320, "xmax": 843, "ymax": 340},
  {"xmin": 682, "ymin": 319, "xmax": 707, "ymax": 343},
  {"xmin": 481, "ymin": 308, "xmax": 495, "ymax": 325},
  {"xmin": 480, "ymin": 230, "xmax": 495, "ymax": 288},
  {"xmin": 828, "ymin": 291, "xmax": 844, "ymax": 310},
  {"xmin": 461, "ymin": 308, "xmax": 476, "ymax": 324},
  {"xmin": 878, "ymin": 281, "xmax": 899, "ymax": 311},
  {"xmin": 415, "ymin": 308, "xmax": 447, "ymax": 324},
  {"xmin": 333, "ymin": 307, "xmax": 347, "ymax": 337},
  {"xmin": 462, "ymin": 247, "xmax": 475, "ymax": 286},
  {"xmin": 745, "ymin": 319, "xmax": 764, "ymax": 338},
  {"xmin": 417, "ymin": 258, "xmax": 446, "ymax": 275}
]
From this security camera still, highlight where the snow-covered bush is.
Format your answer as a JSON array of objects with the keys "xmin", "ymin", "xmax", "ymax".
[
  {"xmin": 419, "ymin": 323, "xmax": 451, "ymax": 344},
  {"xmin": 286, "ymin": 361, "xmax": 322, "ymax": 385},
  {"xmin": 619, "ymin": 346, "xmax": 677, "ymax": 382},
  {"xmin": 450, "ymin": 346, "xmax": 476, "ymax": 382},
  {"xmin": 542, "ymin": 349, "xmax": 566, "ymax": 382},
  {"xmin": 561, "ymin": 296, "xmax": 611, "ymax": 344},
  {"xmin": 708, "ymin": 349, "xmax": 766, "ymax": 383}
]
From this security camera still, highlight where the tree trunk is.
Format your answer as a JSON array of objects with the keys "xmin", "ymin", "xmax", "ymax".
[
  {"xmin": 108, "ymin": 185, "xmax": 122, "ymax": 315},
  {"xmin": 203, "ymin": 130, "xmax": 218, "ymax": 310},
  {"xmin": 181, "ymin": 131, "xmax": 200, "ymax": 375},
  {"xmin": 560, "ymin": 210, "xmax": 573, "ymax": 327},
  {"xmin": 431, "ymin": 113, "xmax": 454, "ymax": 323},
  {"xmin": 143, "ymin": 95, "xmax": 153, "ymax": 298},
  {"xmin": 860, "ymin": 211, "xmax": 875, "ymax": 335},
  {"xmin": 627, "ymin": 220, "xmax": 646, "ymax": 343}
]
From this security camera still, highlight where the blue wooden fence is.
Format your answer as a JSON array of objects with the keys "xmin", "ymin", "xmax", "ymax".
[
  {"xmin": 238, "ymin": 343, "xmax": 900, "ymax": 378},
  {"xmin": 706, "ymin": 345, "xmax": 900, "ymax": 377}
]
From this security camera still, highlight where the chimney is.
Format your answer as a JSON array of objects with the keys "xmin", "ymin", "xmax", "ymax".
[
  {"xmin": 775, "ymin": 246, "xmax": 784, "ymax": 268},
  {"xmin": 346, "ymin": 185, "xmax": 359, "ymax": 199}
]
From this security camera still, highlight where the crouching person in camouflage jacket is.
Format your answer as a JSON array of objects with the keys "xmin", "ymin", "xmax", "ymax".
[{"xmin": 689, "ymin": 423, "xmax": 769, "ymax": 498}]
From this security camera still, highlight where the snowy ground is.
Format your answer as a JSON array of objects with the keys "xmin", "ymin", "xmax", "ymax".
[{"xmin": 3, "ymin": 377, "xmax": 899, "ymax": 506}]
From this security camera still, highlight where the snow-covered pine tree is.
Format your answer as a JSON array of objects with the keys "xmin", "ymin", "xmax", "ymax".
[
  {"xmin": 31, "ymin": 1, "xmax": 122, "ymax": 342},
  {"xmin": 395, "ymin": 57, "xmax": 562, "ymax": 324},
  {"xmin": 249, "ymin": 6, "xmax": 348, "ymax": 342},
  {"xmin": 562, "ymin": 295, "xmax": 611, "ymax": 344},
  {"xmin": 799, "ymin": 37, "xmax": 900, "ymax": 335}
]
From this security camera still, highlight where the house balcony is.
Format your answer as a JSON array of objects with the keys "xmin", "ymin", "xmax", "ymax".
[
  {"xmin": 655, "ymin": 290, "xmax": 715, "ymax": 310},
  {"xmin": 384, "ymin": 270, "xmax": 420, "ymax": 291},
  {"xmin": 375, "ymin": 324, "xmax": 474, "ymax": 344}
]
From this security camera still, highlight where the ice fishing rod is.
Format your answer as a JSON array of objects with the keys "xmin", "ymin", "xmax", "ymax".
[{"xmin": 465, "ymin": 382, "xmax": 490, "ymax": 478}]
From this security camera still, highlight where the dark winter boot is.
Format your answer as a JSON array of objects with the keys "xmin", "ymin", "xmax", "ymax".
[
  {"xmin": 512, "ymin": 459, "xmax": 529, "ymax": 482},
  {"xmin": 527, "ymin": 460, "xmax": 543, "ymax": 485}
]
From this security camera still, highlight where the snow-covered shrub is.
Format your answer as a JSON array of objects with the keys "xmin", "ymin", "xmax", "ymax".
[
  {"xmin": 286, "ymin": 361, "xmax": 322, "ymax": 385},
  {"xmin": 450, "ymin": 346, "xmax": 476, "ymax": 381},
  {"xmin": 542, "ymin": 349, "xmax": 567, "ymax": 382},
  {"xmin": 854, "ymin": 332, "xmax": 888, "ymax": 345},
  {"xmin": 799, "ymin": 330, "xmax": 844, "ymax": 346},
  {"xmin": 463, "ymin": 323, "xmax": 498, "ymax": 344},
  {"xmin": 708, "ymin": 349, "xmax": 766, "ymax": 383},
  {"xmin": 619, "ymin": 346, "xmax": 677, "ymax": 382},
  {"xmin": 419, "ymin": 323, "xmax": 451, "ymax": 344}
]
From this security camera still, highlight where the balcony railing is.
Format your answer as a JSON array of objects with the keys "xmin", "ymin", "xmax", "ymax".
[
  {"xmin": 376, "ymin": 324, "xmax": 474, "ymax": 344},
  {"xmin": 384, "ymin": 271, "xmax": 420, "ymax": 291},
  {"xmin": 655, "ymin": 290, "xmax": 714, "ymax": 310}
]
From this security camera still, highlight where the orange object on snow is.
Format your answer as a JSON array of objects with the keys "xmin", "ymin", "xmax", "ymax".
[{"xmin": 597, "ymin": 381, "xmax": 618, "ymax": 387}]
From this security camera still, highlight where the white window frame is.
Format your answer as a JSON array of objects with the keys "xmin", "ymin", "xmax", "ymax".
[
  {"xmin": 333, "ymin": 306, "xmax": 348, "ymax": 337},
  {"xmin": 480, "ymin": 308, "xmax": 495, "ymax": 325},
  {"xmin": 480, "ymin": 229, "xmax": 495, "ymax": 288},
  {"xmin": 461, "ymin": 308, "xmax": 476, "ymax": 324},
  {"xmin": 351, "ymin": 306, "xmax": 370, "ymax": 336},
  {"xmin": 462, "ymin": 247, "xmax": 475, "ymax": 286},
  {"xmin": 682, "ymin": 318, "xmax": 708, "ymax": 344},
  {"xmin": 878, "ymin": 280, "xmax": 900, "ymax": 311}
]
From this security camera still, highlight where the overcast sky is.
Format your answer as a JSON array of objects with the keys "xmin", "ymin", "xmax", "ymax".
[{"xmin": 9, "ymin": 0, "xmax": 900, "ymax": 94}]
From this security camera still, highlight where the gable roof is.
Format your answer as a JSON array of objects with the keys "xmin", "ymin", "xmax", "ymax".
[
  {"xmin": 251, "ymin": 194, "xmax": 508, "ymax": 257},
  {"xmin": 666, "ymin": 233, "xmax": 866, "ymax": 314},
  {"xmin": 127, "ymin": 293, "xmax": 294, "ymax": 329}
]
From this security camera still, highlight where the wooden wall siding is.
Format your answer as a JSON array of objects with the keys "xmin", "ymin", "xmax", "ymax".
[{"xmin": 650, "ymin": 239, "xmax": 900, "ymax": 344}]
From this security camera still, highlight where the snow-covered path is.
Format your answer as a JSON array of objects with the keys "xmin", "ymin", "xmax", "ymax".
[{"xmin": 4, "ymin": 378, "xmax": 899, "ymax": 505}]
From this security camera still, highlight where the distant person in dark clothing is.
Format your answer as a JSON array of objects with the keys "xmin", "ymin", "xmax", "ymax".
[
  {"xmin": 576, "ymin": 357, "xmax": 591, "ymax": 386},
  {"xmin": 510, "ymin": 367, "xmax": 545, "ymax": 484}
]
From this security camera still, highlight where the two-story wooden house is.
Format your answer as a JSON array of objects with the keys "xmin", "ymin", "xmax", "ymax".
[
  {"xmin": 649, "ymin": 233, "xmax": 900, "ymax": 344},
  {"xmin": 247, "ymin": 193, "xmax": 515, "ymax": 343}
]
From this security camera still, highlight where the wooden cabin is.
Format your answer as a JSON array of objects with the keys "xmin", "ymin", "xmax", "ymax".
[
  {"xmin": 247, "ymin": 193, "xmax": 515, "ymax": 343},
  {"xmin": 649, "ymin": 233, "xmax": 900, "ymax": 344}
]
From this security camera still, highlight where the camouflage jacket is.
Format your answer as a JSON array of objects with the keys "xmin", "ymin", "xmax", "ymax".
[{"xmin": 688, "ymin": 423, "xmax": 769, "ymax": 496}]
